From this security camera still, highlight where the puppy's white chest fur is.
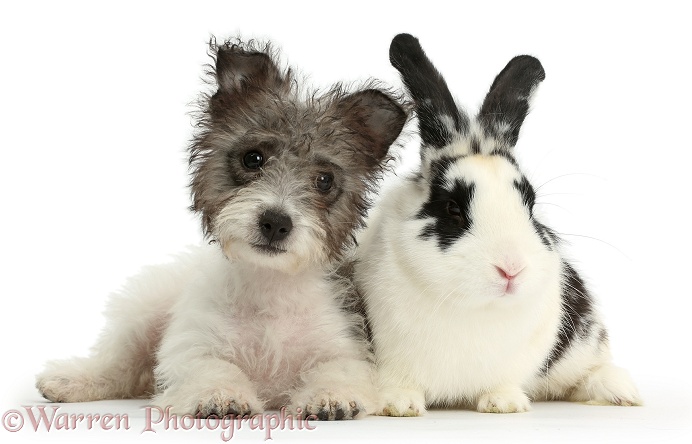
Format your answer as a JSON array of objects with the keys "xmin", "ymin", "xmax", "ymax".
[
  {"xmin": 224, "ymin": 274, "xmax": 345, "ymax": 403},
  {"xmin": 165, "ymin": 245, "xmax": 357, "ymax": 408}
]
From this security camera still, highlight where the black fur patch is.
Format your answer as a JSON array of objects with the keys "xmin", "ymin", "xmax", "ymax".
[
  {"xmin": 543, "ymin": 263, "xmax": 595, "ymax": 372},
  {"xmin": 470, "ymin": 137, "xmax": 481, "ymax": 155},
  {"xmin": 389, "ymin": 33, "xmax": 469, "ymax": 149},
  {"xmin": 513, "ymin": 176, "xmax": 536, "ymax": 216},
  {"xmin": 417, "ymin": 175, "xmax": 475, "ymax": 251},
  {"xmin": 532, "ymin": 220, "xmax": 558, "ymax": 250},
  {"xmin": 490, "ymin": 149, "xmax": 519, "ymax": 167},
  {"xmin": 598, "ymin": 328, "xmax": 609, "ymax": 344},
  {"xmin": 429, "ymin": 155, "xmax": 463, "ymax": 180}
]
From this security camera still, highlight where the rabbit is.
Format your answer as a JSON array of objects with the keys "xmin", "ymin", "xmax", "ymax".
[{"xmin": 354, "ymin": 33, "xmax": 642, "ymax": 415}]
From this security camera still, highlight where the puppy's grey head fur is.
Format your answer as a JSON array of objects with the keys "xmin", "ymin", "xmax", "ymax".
[{"xmin": 189, "ymin": 39, "xmax": 406, "ymax": 273}]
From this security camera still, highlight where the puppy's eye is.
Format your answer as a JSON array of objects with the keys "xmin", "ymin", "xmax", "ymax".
[
  {"xmin": 447, "ymin": 200, "xmax": 462, "ymax": 219},
  {"xmin": 243, "ymin": 151, "xmax": 264, "ymax": 169},
  {"xmin": 315, "ymin": 173, "xmax": 334, "ymax": 192}
]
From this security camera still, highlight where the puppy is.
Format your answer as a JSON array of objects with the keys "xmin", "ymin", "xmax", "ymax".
[{"xmin": 36, "ymin": 38, "xmax": 406, "ymax": 420}]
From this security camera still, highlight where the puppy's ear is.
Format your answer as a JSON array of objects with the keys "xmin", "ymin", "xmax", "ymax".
[
  {"xmin": 335, "ymin": 89, "xmax": 407, "ymax": 165},
  {"xmin": 214, "ymin": 42, "xmax": 287, "ymax": 94}
]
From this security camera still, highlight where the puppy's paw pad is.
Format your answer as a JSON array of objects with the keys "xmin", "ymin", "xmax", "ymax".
[
  {"xmin": 477, "ymin": 390, "xmax": 531, "ymax": 413},
  {"xmin": 196, "ymin": 390, "xmax": 262, "ymax": 418},
  {"xmin": 292, "ymin": 392, "xmax": 363, "ymax": 420}
]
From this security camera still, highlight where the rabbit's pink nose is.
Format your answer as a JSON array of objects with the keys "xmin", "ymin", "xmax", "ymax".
[{"xmin": 495, "ymin": 265, "xmax": 523, "ymax": 281}]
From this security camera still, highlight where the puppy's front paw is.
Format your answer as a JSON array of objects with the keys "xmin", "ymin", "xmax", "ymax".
[
  {"xmin": 477, "ymin": 387, "xmax": 531, "ymax": 413},
  {"xmin": 156, "ymin": 384, "xmax": 264, "ymax": 418},
  {"xmin": 290, "ymin": 391, "xmax": 364, "ymax": 420},
  {"xmin": 36, "ymin": 359, "xmax": 110, "ymax": 403},
  {"xmin": 196, "ymin": 389, "xmax": 263, "ymax": 418},
  {"xmin": 36, "ymin": 374, "xmax": 83, "ymax": 403},
  {"xmin": 378, "ymin": 387, "xmax": 426, "ymax": 417}
]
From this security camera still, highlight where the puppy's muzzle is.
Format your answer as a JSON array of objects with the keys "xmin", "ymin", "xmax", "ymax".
[{"xmin": 259, "ymin": 209, "xmax": 293, "ymax": 243}]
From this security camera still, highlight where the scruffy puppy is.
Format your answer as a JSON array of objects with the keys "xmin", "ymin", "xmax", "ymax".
[
  {"xmin": 355, "ymin": 33, "xmax": 640, "ymax": 415},
  {"xmin": 35, "ymin": 39, "xmax": 406, "ymax": 420}
]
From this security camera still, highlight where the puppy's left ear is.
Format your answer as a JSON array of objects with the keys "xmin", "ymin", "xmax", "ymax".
[
  {"xmin": 336, "ymin": 89, "xmax": 407, "ymax": 164},
  {"xmin": 214, "ymin": 42, "xmax": 287, "ymax": 95}
]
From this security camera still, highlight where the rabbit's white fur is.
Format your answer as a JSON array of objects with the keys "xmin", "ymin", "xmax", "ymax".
[{"xmin": 355, "ymin": 34, "xmax": 641, "ymax": 415}]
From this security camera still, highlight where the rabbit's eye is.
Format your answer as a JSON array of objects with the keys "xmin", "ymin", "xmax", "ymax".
[{"xmin": 447, "ymin": 200, "xmax": 462, "ymax": 218}]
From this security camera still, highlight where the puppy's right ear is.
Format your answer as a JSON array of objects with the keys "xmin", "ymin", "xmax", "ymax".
[
  {"xmin": 390, "ymin": 33, "xmax": 469, "ymax": 150},
  {"xmin": 214, "ymin": 41, "xmax": 287, "ymax": 94}
]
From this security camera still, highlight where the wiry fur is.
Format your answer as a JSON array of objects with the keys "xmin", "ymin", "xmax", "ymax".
[
  {"xmin": 36, "ymin": 38, "xmax": 407, "ymax": 420},
  {"xmin": 354, "ymin": 33, "xmax": 640, "ymax": 416}
]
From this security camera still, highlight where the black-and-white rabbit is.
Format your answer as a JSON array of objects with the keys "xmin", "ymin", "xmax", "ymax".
[{"xmin": 355, "ymin": 33, "xmax": 641, "ymax": 415}]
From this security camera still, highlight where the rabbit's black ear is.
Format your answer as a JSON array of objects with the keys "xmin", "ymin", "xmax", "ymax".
[
  {"xmin": 478, "ymin": 55, "xmax": 545, "ymax": 149},
  {"xmin": 389, "ymin": 33, "xmax": 469, "ymax": 150}
]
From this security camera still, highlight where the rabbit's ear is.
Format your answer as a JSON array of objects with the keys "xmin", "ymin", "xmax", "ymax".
[
  {"xmin": 478, "ymin": 55, "xmax": 545, "ymax": 149},
  {"xmin": 389, "ymin": 33, "xmax": 469, "ymax": 150}
]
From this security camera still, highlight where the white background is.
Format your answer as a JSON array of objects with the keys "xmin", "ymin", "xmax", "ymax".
[{"xmin": 1, "ymin": 0, "xmax": 690, "ymax": 442}]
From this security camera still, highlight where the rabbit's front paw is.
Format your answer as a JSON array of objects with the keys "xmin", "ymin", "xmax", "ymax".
[
  {"xmin": 477, "ymin": 387, "xmax": 531, "ymax": 413},
  {"xmin": 378, "ymin": 387, "xmax": 426, "ymax": 417},
  {"xmin": 573, "ymin": 364, "xmax": 642, "ymax": 406}
]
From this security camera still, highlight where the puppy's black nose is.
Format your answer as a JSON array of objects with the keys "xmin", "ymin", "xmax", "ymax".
[{"xmin": 259, "ymin": 210, "xmax": 293, "ymax": 242}]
